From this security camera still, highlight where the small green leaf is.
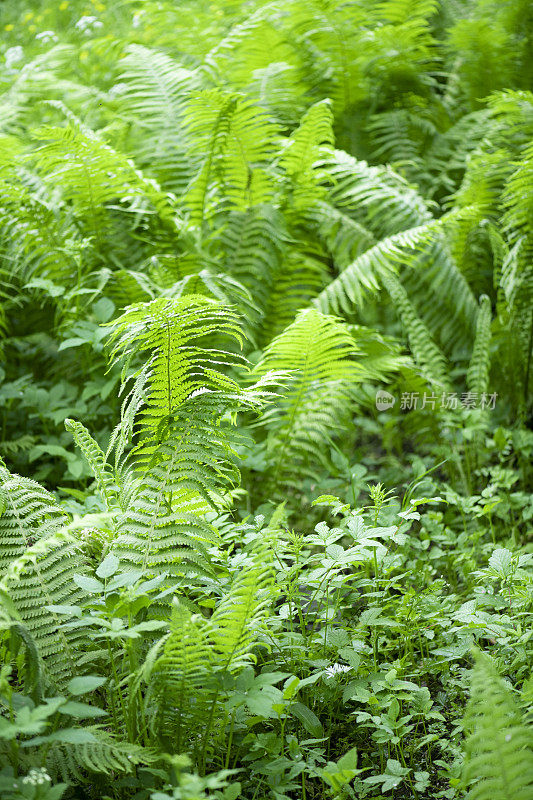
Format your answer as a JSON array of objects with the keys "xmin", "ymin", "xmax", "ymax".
[
  {"xmin": 67, "ymin": 675, "xmax": 106, "ymax": 695},
  {"xmin": 73, "ymin": 574, "xmax": 104, "ymax": 593},
  {"xmin": 337, "ymin": 746, "xmax": 358, "ymax": 771},
  {"xmin": 96, "ymin": 553, "xmax": 120, "ymax": 579},
  {"xmin": 290, "ymin": 701, "xmax": 323, "ymax": 737},
  {"xmin": 59, "ymin": 701, "xmax": 107, "ymax": 719}
]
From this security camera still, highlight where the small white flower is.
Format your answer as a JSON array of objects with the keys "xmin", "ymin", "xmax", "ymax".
[
  {"xmin": 325, "ymin": 663, "xmax": 352, "ymax": 679},
  {"xmin": 35, "ymin": 30, "xmax": 57, "ymax": 43},
  {"xmin": 75, "ymin": 15, "xmax": 103, "ymax": 33},
  {"xmin": 5, "ymin": 46, "xmax": 23, "ymax": 68}
]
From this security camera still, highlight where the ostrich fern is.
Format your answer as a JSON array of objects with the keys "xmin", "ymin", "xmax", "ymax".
[
  {"xmin": 0, "ymin": 464, "xmax": 88, "ymax": 687},
  {"xmin": 251, "ymin": 309, "xmax": 364, "ymax": 489},
  {"xmin": 462, "ymin": 651, "xmax": 533, "ymax": 800}
]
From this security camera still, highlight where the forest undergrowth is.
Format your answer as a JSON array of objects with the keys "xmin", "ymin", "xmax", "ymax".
[{"xmin": 0, "ymin": 1, "xmax": 532, "ymax": 798}]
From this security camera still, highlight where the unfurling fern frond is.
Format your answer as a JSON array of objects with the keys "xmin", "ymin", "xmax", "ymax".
[
  {"xmin": 462, "ymin": 651, "xmax": 533, "ymax": 800},
  {"xmin": 467, "ymin": 295, "xmax": 492, "ymax": 395},
  {"xmin": 0, "ymin": 464, "xmax": 88, "ymax": 686}
]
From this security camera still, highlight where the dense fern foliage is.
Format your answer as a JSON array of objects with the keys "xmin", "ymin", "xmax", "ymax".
[{"xmin": 0, "ymin": 1, "xmax": 532, "ymax": 798}]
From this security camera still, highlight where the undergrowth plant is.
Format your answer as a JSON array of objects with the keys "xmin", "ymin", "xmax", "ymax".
[{"xmin": 0, "ymin": 0, "xmax": 532, "ymax": 798}]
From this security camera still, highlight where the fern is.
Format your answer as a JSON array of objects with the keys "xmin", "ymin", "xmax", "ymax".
[
  {"xmin": 31, "ymin": 122, "xmax": 180, "ymax": 256},
  {"xmin": 466, "ymin": 295, "xmax": 492, "ymax": 396},
  {"xmin": 64, "ymin": 420, "xmax": 119, "ymax": 512},
  {"xmin": 46, "ymin": 728, "xmax": 156, "ymax": 782},
  {"xmin": 462, "ymin": 651, "xmax": 533, "ymax": 800},
  {"xmin": 106, "ymin": 295, "xmax": 245, "ymax": 441},
  {"xmin": 115, "ymin": 44, "xmax": 201, "ymax": 194},
  {"xmin": 0, "ymin": 464, "xmax": 88, "ymax": 686},
  {"xmin": 251, "ymin": 309, "xmax": 363, "ymax": 488},
  {"xmin": 381, "ymin": 272, "xmax": 449, "ymax": 387},
  {"xmin": 209, "ymin": 544, "xmax": 275, "ymax": 672},
  {"xmin": 184, "ymin": 89, "xmax": 280, "ymax": 224},
  {"xmin": 100, "ymin": 295, "xmax": 276, "ymax": 575},
  {"xmin": 146, "ymin": 600, "xmax": 215, "ymax": 753},
  {"xmin": 279, "ymin": 98, "xmax": 334, "ymax": 209},
  {"xmin": 146, "ymin": 537, "xmax": 275, "ymax": 755}
]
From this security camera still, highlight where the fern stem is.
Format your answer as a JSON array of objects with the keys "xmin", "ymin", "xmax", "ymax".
[
  {"xmin": 524, "ymin": 308, "xmax": 533, "ymax": 412},
  {"xmin": 199, "ymin": 687, "xmax": 220, "ymax": 776}
]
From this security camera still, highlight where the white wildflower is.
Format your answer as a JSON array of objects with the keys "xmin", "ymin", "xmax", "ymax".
[
  {"xmin": 325, "ymin": 663, "xmax": 352, "ymax": 679},
  {"xmin": 35, "ymin": 30, "xmax": 57, "ymax": 43},
  {"xmin": 75, "ymin": 16, "xmax": 103, "ymax": 33},
  {"xmin": 5, "ymin": 46, "xmax": 23, "ymax": 69}
]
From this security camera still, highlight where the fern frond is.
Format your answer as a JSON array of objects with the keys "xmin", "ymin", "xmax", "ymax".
[
  {"xmin": 47, "ymin": 728, "xmax": 155, "ymax": 782},
  {"xmin": 326, "ymin": 149, "xmax": 432, "ymax": 235},
  {"xmin": 64, "ymin": 420, "xmax": 119, "ymax": 511},
  {"xmin": 252, "ymin": 309, "xmax": 362, "ymax": 487},
  {"xmin": 467, "ymin": 296, "xmax": 492, "ymax": 396},
  {"xmin": 220, "ymin": 205, "xmax": 288, "ymax": 344},
  {"xmin": 31, "ymin": 123, "xmax": 180, "ymax": 247},
  {"xmin": 116, "ymin": 44, "xmax": 201, "ymax": 194},
  {"xmin": 184, "ymin": 89, "xmax": 280, "ymax": 223},
  {"xmin": 210, "ymin": 545, "xmax": 275, "ymax": 672},
  {"xmin": 279, "ymin": 98, "xmax": 334, "ymax": 209},
  {"xmin": 107, "ymin": 295, "xmax": 245, "ymax": 441},
  {"xmin": 146, "ymin": 600, "xmax": 215, "ymax": 752},
  {"xmin": 0, "ymin": 466, "xmax": 87, "ymax": 686},
  {"xmin": 380, "ymin": 272, "xmax": 448, "ymax": 387},
  {"xmin": 462, "ymin": 651, "xmax": 533, "ymax": 800},
  {"xmin": 313, "ymin": 220, "xmax": 441, "ymax": 314}
]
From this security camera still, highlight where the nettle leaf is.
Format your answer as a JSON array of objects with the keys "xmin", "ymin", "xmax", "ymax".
[{"xmin": 488, "ymin": 547, "xmax": 514, "ymax": 577}]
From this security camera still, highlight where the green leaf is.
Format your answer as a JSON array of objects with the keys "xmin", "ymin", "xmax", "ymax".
[
  {"xmin": 290, "ymin": 701, "xmax": 323, "ymax": 737},
  {"xmin": 337, "ymin": 746, "xmax": 358, "ymax": 772},
  {"xmin": 25, "ymin": 728, "xmax": 98, "ymax": 745},
  {"xmin": 59, "ymin": 701, "xmax": 108, "ymax": 719},
  {"xmin": 93, "ymin": 297, "xmax": 116, "ymax": 323},
  {"xmin": 73, "ymin": 574, "xmax": 104, "ymax": 593},
  {"xmin": 96, "ymin": 553, "xmax": 120, "ymax": 579},
  {"xmin": 67, "ymin": 675, "xmax": 107, "ymax": 695},
  {"xmin": 58, "ymin": 338, "xmax": 89, "ymax": 351},
  {"xmin": 488, "ymin": 547, "xmax": 514, "ymax": 577}
]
